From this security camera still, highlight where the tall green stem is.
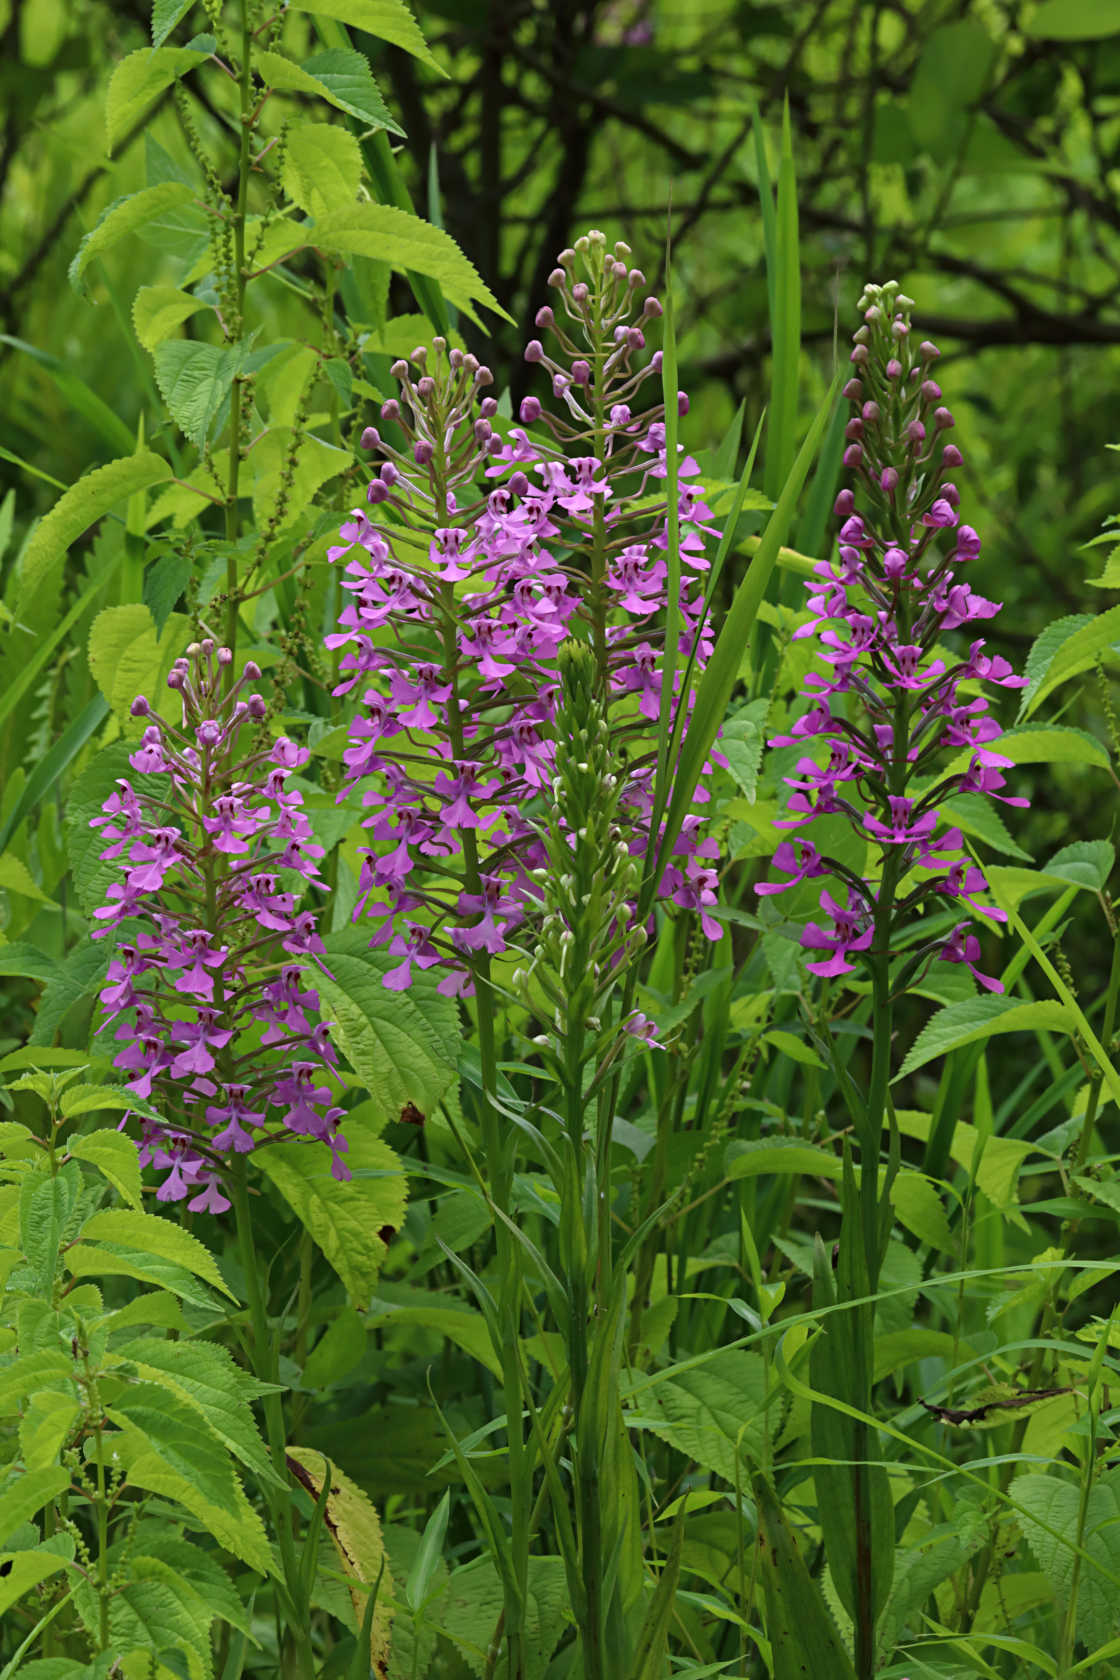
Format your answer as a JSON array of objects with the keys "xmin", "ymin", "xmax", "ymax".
[{"xmin": 224, "ymin": 1, "xmax": 254, "ymax": 655}]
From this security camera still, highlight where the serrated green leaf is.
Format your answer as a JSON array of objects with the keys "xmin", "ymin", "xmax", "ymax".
[
  {"xmin": 256, "ymin": 1122, "xmax": 404, "ymax": 1303},
  {"xmin": 300, "ymin": 1306, "xmax": 367, "ymax": 1390},
  {"xmin": 86, "ymin": 603, "xmax": 187, "ymax": 727},
  {"xmin": 107, "ymin": 1382, "xmax": 241, "ymax": 1510},
  {"xmin": 20, "ymin": 1395, "xmax": 82, "ymax": 1470},
  {"xmin": 0, "ymin": 852, "xmax": 56, "ymax": 906},
  {"xmin": 1022, "ymin": 605, "xmax": 1120, "ymax": 719},
  {"xmin": 938, "ymin": 792, "xmax": 1032, "ymax": 860},
  {"xmin": 132, "ymin": 285, "xmax": 208, "ymax": 352},
  {"xmin": 152, "ymin": 340, "xmax": 237, "ymax": 449},
  {"xmin": 890, "ymin": 1170, "xmax": 953, "ymax": 1250},
  {"xmin": 634, "ymin": 1350, "xmax": 769, "ymax": 1486},
  {"xmin": 1016, "ymin": 1471, "xmax": 1120, "ymax": 1650},
  {"xmin": 947, "ymin": 724, "xmax": 1111, "ymax": 774},
  {"xmin": 105, "ymin": 46, "xmax": 210, "ymax": 154},
  {"xmin": 111, "ymin": 1336, "xmax": 282, "ymax": 1488},
  {"xmin": 287, "ymin": 0, "xmax": 440, "ymax": 71},
  {"xmin": 11, "ymin": 453, "xmax": 172, "ymax": 619},
  {"xmin": 75, "ymin": 1210, "xmax": 234, "ymax": 1297},
  {"xmin": 0, "ymin": 1548, "xmax": 74, "ymax": 1618},
  {"xmin": 151, "ymin": 0, "xmax": 195, "ymax": 47},
  {"xmin": 255, "ymin": 48, "xmax": 403, "ymax": 134},
  {"xmin": 282, "ymin": 120, "xmax": 363, "ymax": 214},
  {"xmin": 1044, "ymin": 838, "xmax": 1115, "ymax": 891},
  {"xmin": 109, "ymin": 1556, "xmax": 216, "ymax": 1673},
  {"xmin": 898, "ymin": 998, "xmax": 1074, "ymax": 1080},
  {"xmin": 0, "ymin": 1465, "xmax": 70, "ymax": 1544},
  {"xmin": 306, "ymin": 202, "xmax": 510, "ymax": 322},
  {"xmin": 894, "ymin": 1108, "xmax": 1031, "ymax": 1211},
  {"xmin": 20, "ymin": 1166, "xmax": 80, "ymax": 1295},
  {"xmin": 317, "ymin": 928, "xmax": 459, "ymax": 1129},
  {"xmin": 65, "ymin": 1130, "xmax": 143, "ymax": 1209},
  {"xmin": 363, "ymin": 1282, "xmax": 499, "ymax": 1377},
  {"xmin": 119, "ymin": 1445, "xmax": 270, "ymax": 1573},
  {"xmin": 69, "ymin": 184, "xmax": 200, "ymax": 295}
]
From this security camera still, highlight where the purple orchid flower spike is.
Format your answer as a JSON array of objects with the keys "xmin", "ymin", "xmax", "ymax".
[
  {"xmin": 757, "ymin": 279, "xmax": 1028, "ymax": 1001},
  {"xmin": 89, "ymin": 639, "xmax": 344, "ymax": 1211}
]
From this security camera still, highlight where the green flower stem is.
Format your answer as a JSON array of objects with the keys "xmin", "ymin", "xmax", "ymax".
[
  {"xmin": 227, "ymin": 1154, "xmax": 317, "ymax": 1680},
  {"xmin": 224, "ymin": 0, "xmax": 255, "ymax": 654}
]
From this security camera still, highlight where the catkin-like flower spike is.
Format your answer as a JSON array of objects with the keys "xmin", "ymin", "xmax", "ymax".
[
  {"xmin": 326, "ymin": 235, "xmax": 725, "ymax": 997},
  {"xmin": 758, "ymin": 281, "xmax": 1027, "ymax": 995},
  {"xmin": 90, "ymin": 641, "xmax": 344, "ymax": 1212}
]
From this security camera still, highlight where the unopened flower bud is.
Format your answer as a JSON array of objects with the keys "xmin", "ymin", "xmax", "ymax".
[
  {"xmin": 479, "ymin": 397, "xmax": 498, "ymax": 419},
  {"xmin": 906, "ymin": 419, "xmax": 926, "ymax": 444},
  {"xmin": 650, "ymin": 350, "xmax": 663, "ymax": 372},
  {"xmin": 380, "ymin": 399, "xmax": 401, "ymax": 424},
  {"xmin": 167, "ymin": 668, "xmax": 186, "ymax": 690},
  {"xmin": 449, "ymin": 348, "xmax": 464, "ymax": 369},
  {"xmin": 571, "ymin": 359, "xmax": 591, "ymax": 385},
  {"xmin": 678, "ymin": 391, "xmax": 689, "ymax": 416},
  {"xmin": 844, "ymin": 418, "xmax": 863, "ymax": 441},
  {"xmin": 834, "ymin": 488, "xmax": 855, "ymax": 519},
  {"xmin": 474, "ymin": 365, "xmax": 493, "ymax": 387},
  {"xmin": 509, "ymin": 470, "xmax": 529, "ymax": 496},
  {"xmin": 413, "ymin": 439, "xmax": 434, "ymax": 466},
  {"xmin": 891, "ymin": 319, "xmax": 909, "ymax": 338},
  {"xmin": 416, "ymin": 376, "xmax": 435, "ymax": 400},
  {"xmin": 886, "ymin": 358, "xmax": 902, "ymax": 379},
  {"xmin": 524, "ymin": 340, "xmax": 544, "ymax": 363},
  {"xmin": 367, "ymin": 479, "xmax": 389, "ymax": 504},
  {"xmin": 920, "ymin": 380, "xmax": 942, "ymax": 404},
  {"xmin": 552, "ymin": 374, "xmax": 571, "ymax": 398},
  {"xmin": 853, "ymin": 326, "xmax": 871, "ymax": 345},
  {"xmin": 247, "ymin": 694, "xmax": 267, "ymax": 719},
  {"xmin": 520, "ymin": 395, "xmax": 542, "ymax": 422},
  {"xmin": 861, "ymin": 401, "xmax": 880, "ymax": 424},
  {"xmin": 548, "ymin": 267, "xmax": 566, "ymax": 287},
  {"xmin": 131, "ymin": 695, "xmax": 150, "ymax": 717},
  {"xmin": 879, "ymin": 466, "xmax": 898, "ymax": 494},
  {"xmin": 934, "ymin": 407, "xmax": 954, "ymax": 430},
  {"xmin": 942, "ymin": 443, "xmax": 963, "ymax": 467},
  {"xmin": 473, "ymin": 419, "xmax": 493, "ymax": 445},
  {"xmin": 244, "ymin": 661, "xmax": 261, "ymax": 680},
  {"xmin": 380, "ymin": 462, "xmax": 400, "ymax": 486},
  {"xmin": 571, "ymin": 282, "xmax": 589, "ymax": 305},
  {"xmin": 626, "ymin": 327, "xmax": 645, "ymax": 351},
  {"xmin": 850, "ymin": 345, "xmax": 869, "ymax": 365},
  {"xmin": 842, "ymin": 378, "xmax": 863, "ymax": 400},
  {"xmin": 642, "ymin": 295, "xmax": 662, "ymax": 318},
  {"xmin": 843, "ymin": 444, "xmax": 863, "ymax": 468},
  {"xmin": 197, "ymin": 721, "xmax": 222, "ymax": 748},
  {"xmin": 390, "ymin": 359, "xmax": 408, "ymax": 380},
  {"xmin": 919, "ymin": 340, "xmax": 940, "ymax": 360},
  {"xmin": 360, "ymin": 426, "xmax": 380, "ymax": 450}
]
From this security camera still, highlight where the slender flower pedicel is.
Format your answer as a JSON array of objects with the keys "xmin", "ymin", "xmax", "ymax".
[
  {"xmin": 326, "ymin": 231, "xmax": 724, "ymax": 994},
  {"xmin": 90, "ymin": 639, "xmax": 344, "ymax": 1209}
]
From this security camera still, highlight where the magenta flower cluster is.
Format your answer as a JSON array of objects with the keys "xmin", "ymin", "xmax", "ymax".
[
  {"xmin": 326, "ymin": 230, "xmax": 723, "ymax": 995},
  {"xmin": 90, "ymin": 640, "xmax": 344, "ymax": 1212},
  {"xmin": 758, "ymin": 280, "xmax": 1026, "ymax": 993}
]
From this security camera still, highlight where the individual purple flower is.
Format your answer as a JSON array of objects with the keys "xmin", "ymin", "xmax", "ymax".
[
  {"xmin": 758, "ymin": 280, "xmax": 1027, "ymax": 997},
  {"xmin": 89, "ymin": 640, "xmax": 344, "ymax": 1212}
]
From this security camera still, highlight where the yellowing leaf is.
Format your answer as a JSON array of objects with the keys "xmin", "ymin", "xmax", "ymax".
[
  {"xmin": 286, "ymin": 1446, "xmax": 393, "ymax": 1671},
  {"xmin": 76, "ymin": 1209, "xmax": 234, "ymax": 1298}
]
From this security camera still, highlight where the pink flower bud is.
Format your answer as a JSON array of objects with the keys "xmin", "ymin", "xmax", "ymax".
[
  {"xmin": 934, "ymin": 407, "xmax": 954, "ymax": 430},
  {"xmin": 843, "ymin": 444, "xmax": 864, "ymax": 468},
  {"xmin": 520, "ymin": 395, "xmax": 542, "ymax": 422},
  {"xmin": 845, "ymin": 418, "xmax": 863, "ymax": 441},
  {"xmin": 886, "ymin": 358, "xmax": 902, "ymax": 379},
  {"xmin": 861, "ymin": 401, "xmax": 880, "ymax": 424},
  {"xmin": 414, "ymin": 439, "xmax": 434, "ymax": 465},
  {"xmin": 524, "ymin": 340, "xmax": 544, "ymax": 363},
  {"xmin": 535, "ymin": 305, "xmax": 554, "ymax": 329},
  {"xmin": 842, "ymin": 378, "xmax": 863, "ymax": 400},
  {"xmin": 850, "ymin": 345, "xmax": 870, "ymax": 364},
  {"xmin": 416, "ymin": 376, "xmax": 435, "ymax": 400},
  {"xmin": 479, "ymin": 397, "xmax": 498, "ymax": 418},
  {"xmin": 367, "ymin": 479, "xmax": 389, "ymax": 505},
  {"xmin": 879, "ymin": 467, "xmax": 898, "ymax": 494},
  {"xmin": 571, "ymin": 359, "xmax": 591, "ymax": 385},
  {"xmin": 509, "ymin": 470, "xmax": 529, "ymax": 495},
  {"xmin": 572, "ymin": 282, "xmax": 589, "ymax": 305},
  {"xmin": 906, "ymin": 419, "xmax": 926, "ymax": 444},
  {"xmin": 548, "ymin": 267, "xmax": 565, "ymax": 287},
  {"xmin": 131, "ymin": 695, "xmax": 150, "ymax": 717},
  {"xmin": 919, "ymin": 340, "xmax": 940, "ymax": 360},
  {"xmin": 643, "ymin": 296, "xmax": 662, "ymax": 318},
  {"xmin": 834, "ymin": 489, "xmax": 855, "ymax": 519},
  {"xmin": 921, "ymin": 380, "xmax": 942, "ymax": 404},
  {"xmin": 244, "ymin": 661, "xmax": 261, "ymax": 680},
  {"xmin": 942, "ymin": 443, "xmax": 963, "ymax": 467},
  {"xmin": 380, "ymin": 399, "xmax": 401, "ymax": 424},
  {"xmin": 360, "ymin": 426, "xmax": 380, "ymax": 449}
]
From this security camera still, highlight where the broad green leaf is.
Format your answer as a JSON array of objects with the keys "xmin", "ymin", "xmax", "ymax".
[
  {"xmin": 105, "ymin": 45, "xmax": 210, "ymax": 153},
  {"xmin": 908, "ymin": 21, "xmax": 996, "ymax": 159},
  {"xmin": 286, "ymin": 1447, "xmax": 393, "ymax": 1670},
  {"xmin": 249, "ymin": 428, "xmax": 350, "ymax": 532},
  {"xmin": 873, "ymin": 1328, "xmax": 970, "ymax": 1384},
  {"xmin": 725, "ymin": 1139, "xmax": 841, "ymax": 1181},
  {"xmin": 87, "ymin": 603, "xmax": 186, "ymax": 727},
  {"xmin": 20, "ymin": 1166, "xmax": 80, "ymax": 1295},
  {"xmin": 307, "ymin": 203, "xmax": 510, "ymax": 321},
  {"xmin": 1087, "ymin": 542, "xmax": 1120, "ymax": 588},
  {"xmin": 109, "ymin": 1561, "xmax": 212, "ymax": 1676},
  {"xmin": 65, "ymin": 742, "xmax": 149, "ymax": 916},
  {"xmin": 282, "ymin": 120, "xmax": 363, "ymax": 214},
  {"xmin": 317, "ymin": 928, "xmax": 459, "ymax": 1128},
  {"xmin": 287, "ymin": 0, "xmax": 441, "ymax": 70},
  {"xmin": 300, "ymin": 1305, "xmax": 367, "ymax": 1390},
  {"xmin": 894, "ymin": 1108, "xmax": 1031, "ymax": 1210},
  {"xmin": 1016, "ymin": 1472, "xmax": 1120, "ymax": 1649},
  {"xmin": 0, "ymin": 1465, "xmax": 70, "ymax": 1543},
  {"xmin": 115, "ymin": 1442, "xmax": 270, "ymax": 1572},
  {"xmin": 255, "ymin": 1123, "xmax": 404, "ymax": 1303},
  {"xmin": 0, "ymin": 852, "xmax": 56, "ymax": 906},
  {"xmin": 65, "ymin": 1128, "xmax": 142, "ymax": 1209},
  {"xmin": 430, "ymin": 1554, "xmax": 567, "ymax": 1680},
  {"xmin": 945, "ymin": 724, "xmax": 1111, "ymax": 775},
  {"xmin": 634, "ymin": 1350, "xmax": 769, "ymax": 1485},
  {"xmin": 61, "ymin": 1087, "xmax": 140, "ymax": 1118},
  {"xmin": 152, "ymin": 340, "xmax": 238, "ymax": 449},
  {"xmin": 132, "ymin": 285, "xmax": 208, "ymax": 352},
  {"xmin": 107, "ymin": 1382, "xmax": 241, "ymax": 1510},
  {"xmin": 1044, "ymin": 838, "xmax": 1115, "ymax": 891},
  {"xmin": 20, "ymin": 1396, "xmax": 82, "ymax": 1470},
  {"xmin": 363, "ymin": 1281, "xmax": 500, "ymax": 1377},
  {"xmin": 11, "ymin": 453, "xmax": 171, "ymax": 618},
  {"xmin": 875, "ymin": 1527, "xmax": 978, "ymax": 1664},
  {"xmin": 890, "ymin": 1170, "xmax": 953, "ymax": 1250},
  {"xmin": 1022, "ymin": 604, "xmax": 1120, "ymax": 718},
  {"xmin": 0, "ymin": 1548, "xmax": 74, "ymax": 1618},
  {"xmin": 938, "ymin": 792, "xmax": 1032, "ymax": 860},
  {"xmin": 1024, "ymin": 0, "xmax": 1120, "ymax": 37},
  {"xmin": 898, "ymin": 997, "xmax": 1073, "ymax": 1080},
  {"xmin": 0, "ymin": 694, "xmax": 110, "ymax": 855},
  {"xmin": 127, "ymin": 1532, "xmax": 250, "ymax": 1633},
  {"xmin": 110, "ymin": 1336, "xmax": 281, "ymax": 1487},
  {"xmin": 255, "ymin": 48, "xmax": 403, "ymax": 135},
  {"xmin": 28, "ymin": 940, "xmax": 110, "ymax": 1047},
  {"xmin": 69, "ymin": 184, "xmax": 200, "ymax": 294},
  {"xmin": 151, "ymin": 0, "xmax": 195, "ymax": 47},
  {"xmin": 75, "ymin": 1209, "xmax": 234, "ymax": 1297}
]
